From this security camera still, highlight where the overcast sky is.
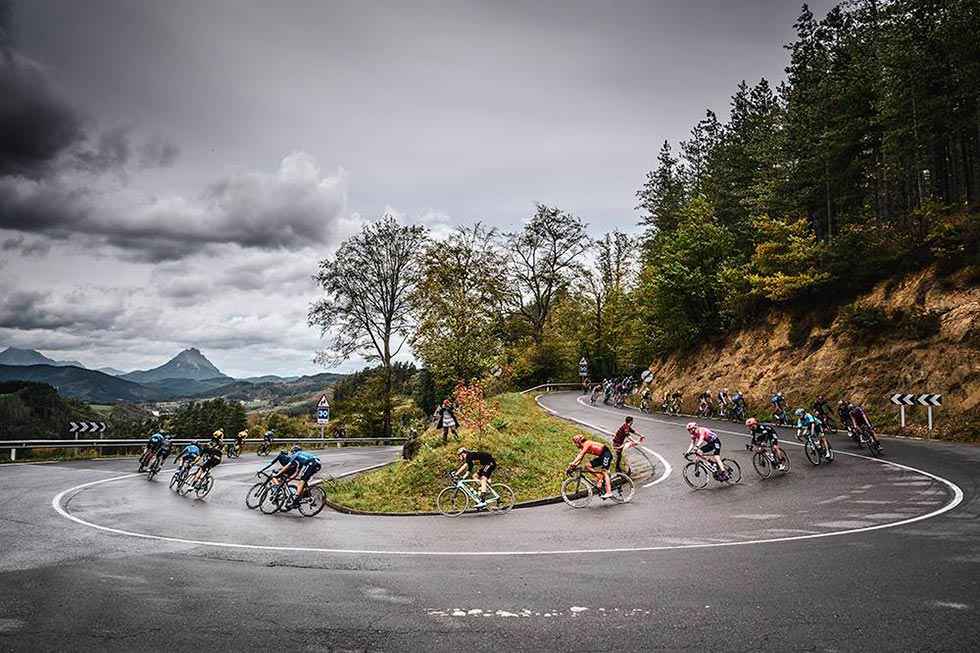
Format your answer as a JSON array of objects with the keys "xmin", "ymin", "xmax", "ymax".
[{"xmin": 0, "ymin": 0, "xmax": 835, "ymax": 377}]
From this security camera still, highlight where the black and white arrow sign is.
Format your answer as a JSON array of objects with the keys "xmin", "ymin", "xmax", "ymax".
[
  {"xmin": 890, "ymin": 393, "xmax": 941, "ymax": 407},
  {"xmin": 68, "ymin": 421, "xmax": 107, "ymax": 434}
]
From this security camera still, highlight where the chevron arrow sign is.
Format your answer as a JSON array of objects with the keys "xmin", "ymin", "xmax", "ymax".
[
  {"xmin": 69, "ymin": 422, "xmax": 79, "ymax": 432},
  {"xmin": 916, "ymin": 394, "xmax": 942, "ymax": 407},
  {"xmin": 890, "ymin": 393, "xmax": 916, "ymax": 406}
]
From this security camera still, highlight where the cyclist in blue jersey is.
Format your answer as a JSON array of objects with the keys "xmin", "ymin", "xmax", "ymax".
[
  {"xmin": 139, "ymin": 432, "xmax": 166, "ymax": 471},
  {"xmin": 274, "ymin": 446, "xmax": 322, "ymax": 510},
  {"xmin": 175, "ymin": 441, "xmax": 202, "ymax": 471},
  {"xmin": 259, "ymin": 450, "xmax": 294, "ymax": 475},
  {"xmin": 795, "ymin": 408, "xmax": 831, "ymax": 460}
]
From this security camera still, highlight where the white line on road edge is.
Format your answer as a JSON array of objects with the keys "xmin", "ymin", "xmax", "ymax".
[
  {"xmin": 534, "ymin": 394, "xmax": 672, "ymax": 488},
  {"xmin": 50, "ymin": 404, "xmax": 964, "ymax": 557}
]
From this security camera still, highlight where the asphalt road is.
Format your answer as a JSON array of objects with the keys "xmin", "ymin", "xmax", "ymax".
[{"xmin": 1, "ymin": 393, "xmax": 977, "ymax": 652}]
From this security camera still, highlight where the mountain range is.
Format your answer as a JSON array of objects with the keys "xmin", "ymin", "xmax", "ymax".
[
  {"xmin": 0, "ymin": 347, "xmax": 344, "ymax": 404},
  {"xmin": 0, "ymin": 347, "xmax": 85, "ymax": 368}
]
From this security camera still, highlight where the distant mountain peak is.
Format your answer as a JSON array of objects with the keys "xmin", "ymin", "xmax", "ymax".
[
  {"xmin": 0, "ymin": 347, "xmax": 85, "ymax": 368},
  {"xmin": 121, "ymin": 348, "xmax": 227, "ymax": 383}
]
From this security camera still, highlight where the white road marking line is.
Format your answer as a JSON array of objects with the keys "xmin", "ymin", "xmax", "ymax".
[
  {"xmin": 49, "ymin": 400, "xmax": 965, "ymax": 557},
  {"xmin": 534, "ymin": 395, "xmax": 672, "ymax": 488},
  {"xmin": 929, "ymin": 601, "xmax": 970, "ymax": 611}
]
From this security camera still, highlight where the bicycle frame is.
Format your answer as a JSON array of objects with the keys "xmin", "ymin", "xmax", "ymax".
[{"xmin": 452, "ymin": 477, "xmax": 500, "ymax": 503}]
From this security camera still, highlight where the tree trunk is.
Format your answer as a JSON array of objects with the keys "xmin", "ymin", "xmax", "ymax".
[{"xmin": 382, "ymin": 362, "xmax": 393, "ymax": 440}]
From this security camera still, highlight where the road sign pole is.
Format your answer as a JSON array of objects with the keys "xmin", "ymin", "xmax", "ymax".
[
  {"xmin": 927, "ymin": 406, "xmax": 933, "ymax": 431},
  {"xmin": 900, "ymin": 405, "xmax": 905, "ymax": 428}
]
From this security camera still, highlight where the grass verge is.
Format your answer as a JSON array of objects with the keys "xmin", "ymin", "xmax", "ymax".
[{"xmin": 325, "ymin": 392, "xmax": 593, "ymax": 513}]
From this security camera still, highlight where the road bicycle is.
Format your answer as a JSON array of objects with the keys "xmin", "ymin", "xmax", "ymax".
[
  {"xmin": 639, "ymin": 397, "xmax": 651, "ymax": 414},
  {"xmin": 745, "ymin": 442, "xmax": 791, "ymax": 479},
  {"xmin": 560, "ymin": 466, "xmax": 634, "ymax": 508},
  {"xmin": 436, "ymin": 472, "xmax": 516, "ymax": 517},
  {"xmin": 817, "ymin": 412, "xmax": 838, "ymax": 435},
  {"xmin": 178, "ymin": 467, "xmax": 215, "ymax": 498},
  {"xmin": 697, "ymin": 400, "xmax": 713, "ymax": 419},
  {"xmin": 730, "ymin": 403, "xmax": 746, "ymax": 423},
  {"xmin": 853, "ymin": 424, "xmax": 882, "ymax": 457},
  {"xmin": 225, "ymin": 442, "xmax": 241, "ymax": 458},
  {"xmin": 169, "ymin": 462, "xmax": 191, "ymax": 491},
  {"xmin": 682, "ymin": 451, "xmax": 742, "ymax": 490},
  {"xmin": 260, "ymin": 478, "xmax": 327, "ymax": 517},
  {"xmin": 145, "ymin": 451, "xmax": 165, "ymax": 481},
  {"xmin": 245, "ymin": 471, "xmax": 274, "ymax": 509},
  {"xmin": 799, "ymin": 428, "xmax": 835, "ymax": 465},
  {"xmin": 771, "ymin": 406, "xmax": 790, "ymax": 426}
]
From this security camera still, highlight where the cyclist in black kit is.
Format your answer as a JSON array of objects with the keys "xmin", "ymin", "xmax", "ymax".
[{"xmin": 454, "ymin": 448, "xmax": 497, "ymax": 507}]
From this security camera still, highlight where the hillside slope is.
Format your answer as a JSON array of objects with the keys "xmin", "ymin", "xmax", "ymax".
[
  {"xmin": 0, "ymin": 365, "xmax": 154, "ymax": 404},
  {"xmin": 645, "ymin": 266, "xmax": 979, "ymax": 440}
]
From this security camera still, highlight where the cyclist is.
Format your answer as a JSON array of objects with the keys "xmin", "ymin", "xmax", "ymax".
[
  {"xmin": 795, "ymin": 408, "xmax": 831, "ymax": 460},
  {"xmin": 188, "ymin": 439, "xmax": 223, "ymax": 488},
  {"xmin": 454, "ymin": 447, "xmax": 497, "ymax": 507},
  {"xmin": 717, "ymin": 388, "xmax": 731, "ymax": 418},
  {"xmin": 639, "ymin": 387, "xmax": 651, "ymax": 412},
  {"xmin": 258, "ymin": 449, "xmax": 294, "ymax": 476},
  {"xmin": 837, "ymin": 399, "xmax": 853, "ymax": 436},
  {"xmin": 685, "ymin": 422, "xmax": 728, "ymax": 480},
  {"xmin": 175, "ymin": 440, "xmax": 202, "ymax": 472},
  {"xmin": 156, "ymin": 434, "xmax": 174, "ymax": 467},
  {"xmin": 232, "ymin": 429, "xmax": 248, "ymax": 455},
  {"xmin": 697, "ymin": 390, "xmax": 712, "ymax": 417},
  {"xmin": 848, "ymin": 403, "xmax": 882, "ymax": 450},
  {"xmin": 812, "ymin": 395, "xmax": 833, "ymax": 429},
  {"xmin": 731, "ymin": 390, "xmax": 746, "ymax": 419},
  {"xmin": 590, "ymin": 383, "xmax": 602, "ymax": 406},
  {"xmin": 771, "ymin": 391, "xmax": 787, "ymax": 423},
  {"xmin": 567, "ymin": 435, "xmax": 614, "ymax": 499},
  {"xmin": 209, "ymin": 429, "xmax": 224, "ymax": 448},
  {"xmin": 278, "ymin": 446, "xmax": 322, "ymax": 510},
  {"xmin": 745, "ymin": 418, "xmax": 787, "ymax": 471},
  {"xmin": 139, "ymin": 432, "xmax": 166, "ymax": 471},
  {"xmin": 259, "ymin": 429, "xmax": 275, "ymax": 454},
  {"xmin": 612, "ymin": 416, "xmax": 645, "ymax": 473}
]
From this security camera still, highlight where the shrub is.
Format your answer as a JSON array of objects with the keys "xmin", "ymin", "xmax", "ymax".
[{"xmin": 840, "ymin": 303, "xmax": 890, "ymax": 337}]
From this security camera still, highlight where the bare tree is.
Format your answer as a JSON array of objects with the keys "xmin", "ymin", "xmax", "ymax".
[
  {"xmin": 505, "ymin": 205, "xmax": 590, "ymax": 342},
  {"xmin": 308, "ymin": 215, "xmax": 427, "ymax": 438}
]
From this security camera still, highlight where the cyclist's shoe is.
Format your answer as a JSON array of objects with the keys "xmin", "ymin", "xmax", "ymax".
[
  {"xmin": 777, "ymin": 464, "xmax": 787, "ymax": 471},
  {"xmin": 600, "ymin": 492, "xmax": 615, "ymax": 499}
]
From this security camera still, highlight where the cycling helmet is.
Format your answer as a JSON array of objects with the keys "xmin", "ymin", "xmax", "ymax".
[
  {"xmin": 290, "ymin": 444, "xmax": 302, "ymax": 453},
  {"xmin": 212, "ymin": 429, "xmax": 224, "ymax": 438},
  {"xmin": 795, "ymin": 408, "xmax": 805, "ymax": 417},
  {"xmin": 457, "ymin": 447, "xmax": 469, "ymax": 455},
  {"xmin": 745, "ymin": 418, "xmax": 759, "ymax": 429},
  {"xmin": 686, "ymin": 422, "xmax": 698, "ymax": 434},
  {"xmin": 191, "ymin": 440, "xmax": 199, "ymax": 447}
]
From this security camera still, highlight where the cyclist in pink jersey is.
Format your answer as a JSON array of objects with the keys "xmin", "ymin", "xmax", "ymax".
[{"xmin": 685, "ymin": 422, "xmax": 728, "ymax": 480}]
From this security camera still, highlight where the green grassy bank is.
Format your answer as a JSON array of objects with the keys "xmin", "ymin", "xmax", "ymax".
[{"xmin": 326, "ymin": 393, "xmax": 592, "ymax": 513}]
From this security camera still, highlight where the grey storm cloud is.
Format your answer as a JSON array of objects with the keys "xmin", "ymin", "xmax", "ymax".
[
  {"xmin": 0, "ymin": 288, "xmax": 124, "ymax": 331},
  {"xmin": 1, "ymin": 234, "xmax": 49, "ymax": 256},
  {"xmin": 0, "ymin": 151, "xmax": 347, "ymax": 261},
  {"xmin": 0, "ymin": 49, "xmax": 82, "ymax": 177}
]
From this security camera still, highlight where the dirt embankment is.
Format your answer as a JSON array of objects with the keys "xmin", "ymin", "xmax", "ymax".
[{"xmin": 646, "ymin": 266, "xmax": 980, "ymax": 441}]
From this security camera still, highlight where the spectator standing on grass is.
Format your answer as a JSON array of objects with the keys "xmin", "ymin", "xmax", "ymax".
[
  {"xmin": 612, "ymin": 416, "xmax": 645, "ymax": 474},
  {"xmin": 435, "ymin": 399, "xmax": 459, "ymax": 444}
]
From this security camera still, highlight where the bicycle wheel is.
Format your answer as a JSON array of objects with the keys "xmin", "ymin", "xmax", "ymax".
[
  {"xmin": 195, "ymin": 475, "xmax": 214, "ymax": 498},
  {"xmin": 245, "ymin": 482, "xmax": 267, "ymax": 509},
  {"xmin": 489, "ymin": 483, "xmax": 516, "ymax": 513},
  {"xmin": 177, "ymin": 473, "xmax": 195, "ymax": 496},
  {"xmin": 169, "ymin": 469, "xmax": 182, "ymax": 490},
  {"xmin": 609, "ymin": 473, "xmax": 635, "ymax": 503},
  {"xmin": 560, "ymin": 475, "xmax": 594, "ymax": 508},
  {"xmin": 436, "ymin": 486, "xmax": 469, "ymax": 516},
  {"xmin": 722, "ymin": 459, "xmax": 742, "ymax": 484},
  {"xmin": 867, "ymin": 438, "xmax": 881, "ymax": 457},
  {"xmin": 752, "ymin": 452, "xmax": 772, "ymax": 479},
  {"xmin": 682, "ymin": 462, "xmax": 709, "ymax": 490},
  {"xmin": 260, "ymin": 484, "xmax": 284, "ymax": 514},
  {"xmin": 299, "ymin": 486, "xmax": 327, "ymax": 517},
  {"xmin": 804, "ymin": 440, "xmax": 821, "ymax": 466}
]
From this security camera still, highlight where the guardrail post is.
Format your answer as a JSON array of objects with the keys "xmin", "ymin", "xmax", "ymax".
[{"xmin": 9, "ymin": 448, "xmax": 15, "ymax": 462}]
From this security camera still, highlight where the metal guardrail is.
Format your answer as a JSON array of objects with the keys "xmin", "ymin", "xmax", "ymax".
[
  {"xmin": 0, "ymin": 437, "xmax": 407, "ymax": 461},
  {"xmin": 520, "ymin": 382, "xmax": 583, "ymax": 395}
]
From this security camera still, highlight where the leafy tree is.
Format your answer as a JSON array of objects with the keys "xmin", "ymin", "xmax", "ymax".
[
  {"xmin": 746, "ymin": 215, "xmax": 831, "ymax": 302},
  {"xmin": 309, "ymin": 215, "xmax": 427, "ymax": 438},
  {"xmin": 504, "ymin": 205, "xmax": 590, "ymax": 343},
  {"xmin": 637, "ymin": 141, "xmax": 686, "ymax": 236},
  {"xmin": 411, "ymin": 223, "xmax": 507, "ymax": 387}
]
